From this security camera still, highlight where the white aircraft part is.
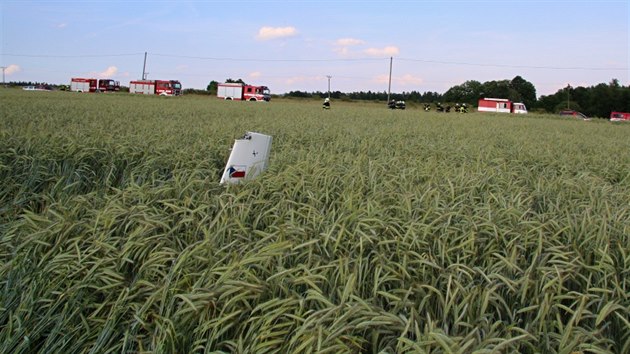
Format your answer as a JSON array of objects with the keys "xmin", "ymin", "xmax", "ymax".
[{"xmin": 220, "ymin": 132, "xmax": 272, "ymax": 184}]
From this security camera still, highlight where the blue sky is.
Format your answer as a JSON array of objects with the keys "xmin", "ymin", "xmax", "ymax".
[{"xmin": 1, "ymin": 0, "xmax": 628, "ymax": 96}]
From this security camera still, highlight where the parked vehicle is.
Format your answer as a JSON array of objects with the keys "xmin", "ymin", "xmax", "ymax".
[
  {"xmin": 610, "ymin": 111, "xmax": 630, "ymax": 122},
  {"xmin": 560, "ymin": 110, "xmax": 588, "ymax": 119},
  {"xmin": 70, "ymin": 78, "xmax": 120, "ymax": 93},
  {"xmin": 477, "ymin": 98, "xmax": 527, "ymax": 114},
  {"xmin": 217, "ymin": 83, "xmax": 270, "ymax": 101},
  {"xmin": 129, "ymin": 80, "xmax": 182, "ymax": 96},
  {"xmin": 22, "ymin": 85, "xmax": 51, "ymax": 91},
  {"xmin": 387, "ymin": 100, "xmax": 406, "ymax": 110}
]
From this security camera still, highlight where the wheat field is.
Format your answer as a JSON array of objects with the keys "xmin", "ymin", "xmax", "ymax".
[{"xmin": 1, "ymin": 89, "xmax": 629, "ymax": 353}]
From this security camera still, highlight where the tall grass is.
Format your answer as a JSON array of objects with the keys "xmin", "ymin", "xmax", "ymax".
[{"xmin": 1, "ymin": 89, "xmax": 629, "ymax": 353}]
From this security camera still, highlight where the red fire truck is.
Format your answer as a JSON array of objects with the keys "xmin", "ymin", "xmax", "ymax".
[
  {"xmin": 610, "ymin": 112, "xmax": 630, "ymax": 122},
  {"xmin": 217, "ymin": 83, "xmax": 271, "ymax": 101},
  {"xmin": 70, "ymin": 78, "xmax": 120, "ymax": 93},
  {"xmin": 477, "ymin": 98, "xmax": 527, "ymax": 114},
  {"xmin": 129, "ymin": 80, "xmax": 182, "ymax": 96}
]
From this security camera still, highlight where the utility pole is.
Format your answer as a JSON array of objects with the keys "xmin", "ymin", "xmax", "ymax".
[
  {"xmin": 566, "ymin": 84, "xmax": 571, "ymax": 109},
  {"xmin": 1, "ymin": 66, "xmax": 6, "ymax": 87},
  {"xmin": 387, "ymin": 57, "xmax": 393, "ymax": 103},
  {"xmin": 326, "ymin": 75, "xmax": 332, "ymax": 99},
  {"xmin": 142, "ymin": 52, "xmax": 148, "ymax": 80}
]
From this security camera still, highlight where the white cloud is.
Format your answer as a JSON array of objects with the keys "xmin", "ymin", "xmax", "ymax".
[
  {"xmin": 284, "ymin": 75, "xmax": 324, "ymax": 85},
  {"xmin": 5, "ymin": 64, "xmax": 20, "ymax": 75},
  {"xmin": 333, "ymin": 38, "xmax": 367, "ymax": 57},
  {"xmin": 92, "ymin": 66, "xmax": 118, "ymax": 78},
  {"xmin": 333, "ymin": 46, "xmax": 352, "ymax": 57},
  {"xmin": 364, "ymin": 46, "xmax": 400, "ymax": 57},
  {"xmin": 397, "ymin": 74, "xmax": 424, "ymax": 86},
  {"xmin": 256, "ymin": 26, "xmax": 298, "ymax": 40},
  {"xmin": 335, "ymin": 38, "xmax": 364, "ymax": 46},
  {"xmin": 57, "ymin": 23, "xmax": 67, "ymax": 29},
  {"xmin": 249, "ymin": 71, "xmax": 262, "ymax": 79},
  {"xmin": 373, "ymin": 73, "xmax": 423, "ymax": 86},
  {"xmin": 373, "ymin": 75, "xmax": 389, "ymax": 84}
]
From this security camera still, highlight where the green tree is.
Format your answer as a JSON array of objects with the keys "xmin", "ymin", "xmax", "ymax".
[
  {"xmin": 206, "ymin": 80, "xmax": 218, "ymax": 94},
  {"xmin": 226, "ymin": 78, "xmax": 246, "ymax": 84},
  {"xmin": 510, "ymin": 76, "xmax": 536, "ymax": 109},
  {"xmin": 480, "ymin": 80, "xmax": 513, "ymax": 100},
  {"xmin": 443, "ymin": 80, "xmax": 482, "ymax": 104},
  {"xmin": 537, "ymin": 79, "xmax": 630, "ymax": 118}
]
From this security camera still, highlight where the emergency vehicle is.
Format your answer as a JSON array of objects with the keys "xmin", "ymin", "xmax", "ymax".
[
  {"xmin": 129, "ymin": 80, "xmax": 182, "ymax": 96},
  {"xmin": 610, "ymin": 112, "xmax": 630, "ymax": 122},
  {"xmin": 70, "ymin": 78, "xmax": 120, "ymax": 92},
  {"xmin": 477, "ymin": 98, "xmax": 527, "ymax": 114},
  {"xmin": 217, "ymin": 83, "xmax": 271, "ymax": 101}
]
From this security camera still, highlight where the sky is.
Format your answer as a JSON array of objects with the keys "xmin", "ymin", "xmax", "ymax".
[{"xmin": 1, "ymin": 0, "xmax": 628, "ymax": 96}]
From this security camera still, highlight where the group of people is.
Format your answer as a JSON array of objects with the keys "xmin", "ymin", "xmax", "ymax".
[
  {"xmin": 434, "ymin": 102, "xmax": 468, "ymax": 113},
  {"xmin": 324, "ymin": 98, "xmax": 407, "ymax": 110},
  {"xmin": 323, "ymin": 98, "xmax": 467, "ymax": 113}
]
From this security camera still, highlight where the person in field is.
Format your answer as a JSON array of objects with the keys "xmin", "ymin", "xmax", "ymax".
[{"xmin": 323, "ymin": 97, "xmax": 330, "ymax": 109}]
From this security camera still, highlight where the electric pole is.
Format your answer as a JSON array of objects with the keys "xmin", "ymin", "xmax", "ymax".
[
  {"xmin": 1, "ymin": 66, "xmax": 6, "ymax": 87},
  {"xmin": 326, "ymin": 75, "xmax": 332, "ymax": 99},
  {"xmin": 142, "ymin": 52, "xmax": 147, "ymax": 80},
  {"xmin": 387, "ymin": 57, "xmax": 393, "ymax": 103},
  {"xmin": 566, "ymin": 84, "xmax": 571, "ymax": 109}
]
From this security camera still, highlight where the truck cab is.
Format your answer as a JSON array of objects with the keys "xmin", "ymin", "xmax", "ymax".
[
  {"xmin": 244, "ymin": 85, "xmax": 271, "ymax": 101},
  {"xmin": 170, "ymin": 80, "xmax": 182, "ymax": 96},
  {"xmin": 98, "ymin": 79, "xmax": 120, "ymax": 92},
  {"xmin": 512, "ymin": 103, "xmax": 527, "ymax": 114}
]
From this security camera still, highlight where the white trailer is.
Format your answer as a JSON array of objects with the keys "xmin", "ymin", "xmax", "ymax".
[{"xmin": 477, "ymin": 98, "xmax": 527, "ymax": 114}]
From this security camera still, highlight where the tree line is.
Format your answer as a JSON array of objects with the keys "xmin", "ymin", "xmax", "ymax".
[
  {"xmin": 537, "ymin": 79, "xmax": 629, "ymax": 118},
  {"xmin": 282, "ymin": 76, "xmax": 629, "ymax": 118},
  {"xmin": 5, "ymin": 76, "xmax": 628, "ymax": 118}
]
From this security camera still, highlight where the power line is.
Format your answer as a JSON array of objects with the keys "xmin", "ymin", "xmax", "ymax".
[
  {"xmin": 149, "ymin": 53, "xmax": 386, "ymax": 62},
  {"xmin": 3, "ymin": 52, "xmax": 626, "ymax": 71},
  {"xmin": 1, "ymin": 53, "xmax": 145, "ymax": 58},
  {"xmin": 397, "ymin": 57, "xmax": 628, "ymax": 71}
]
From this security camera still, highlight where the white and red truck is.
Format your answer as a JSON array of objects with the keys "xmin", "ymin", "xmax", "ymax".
[
  {"xmin": 477, "ymin": 98, "xmax": 527, "ymax": 114},
  {"xmin": 610, "ymin": 112, "xmax": 630, "ymax": 122},
  {"xmin": 129, "ymin": 80, "xmax": 182, "ymax": 96},
  {"xmin": 70, "ymin": 78, "xmax": 120, "ymax": 93},
  {"xmin": 217, "ymin": 83, "xmax": 271, "ymax": 101}
]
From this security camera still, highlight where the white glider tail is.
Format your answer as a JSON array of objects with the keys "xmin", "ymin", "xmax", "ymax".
[{"xmin": 220, "ymin": 132, "xmax": 272, "ymax": 184}]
